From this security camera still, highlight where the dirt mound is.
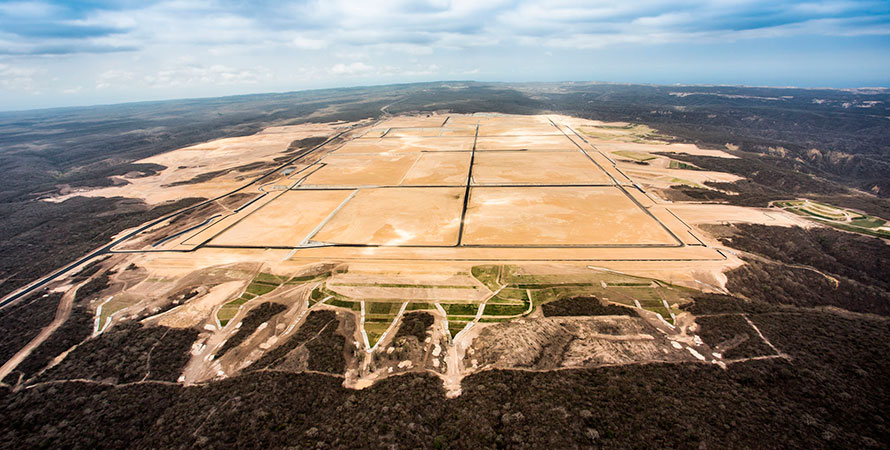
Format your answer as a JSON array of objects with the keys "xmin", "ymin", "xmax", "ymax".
[
  {"xmin": 248, "ymin": 310, "xmax": 352, "ymax": 375},
  {"xmin": 466, "ymin": 316, "xmax": 693, "ymax": 371}
]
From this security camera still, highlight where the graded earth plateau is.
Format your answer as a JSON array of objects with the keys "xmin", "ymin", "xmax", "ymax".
[{"xmin": 1, "ymin": 83, "xmax": 888, "ymax": 448}]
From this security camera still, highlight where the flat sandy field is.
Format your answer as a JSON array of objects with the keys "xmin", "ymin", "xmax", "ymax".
[
  {"xmin": 401, "ymin": 152, "xmax": 471, "ymax": 185},
  {"xmin": 385, "ymin": 126, "xmax": 477, "ymax": 137},
  {"xmin": 312, "ymin": 187, "xmax": 465, "ymax": 246},
  {"xmin": 475, "ymin": 135, "xmax": 578, "ymax": 151},
  {"xmin": 301, "ymin": 153, "xmax": 418, "ymax": 186},
  {"xmin": 471, "ymin": 151, "xmax": 612, "ymax": 185},
  {"xmin": 97, "ymin": 113, "xmax": 769, "ymax": 295},
  {"xmin": 462, "ymin": 186, "xmax": 679, "ymax": 246},
  {"xmin": 211, "ymin": 190, "xmax": 353, "ymax": 247},
  {"xmin": 335, "ymin": 136, "xmax": 474, "ymax": 153}
]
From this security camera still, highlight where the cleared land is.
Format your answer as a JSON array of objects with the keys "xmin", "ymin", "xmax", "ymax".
[
  {"xmin": 462, "ymin": 186, "xmax": 679, "ymax": 246},
  {"xmin": 475, "ymin": 135, "xmax": 578, "ymax": 151},
  {"xmin": 211, "ymin": 190, "xmax": 353, "ymax": 247},
  {"xmin": 471, "ymin": 151, "xmax": 612, "ymax": 185},
  {"xmin": 312, "ymin": 187, "xmax": 465, "ymax": 246},
  {"xmin": 401, "ymin": 152, "xmax": 471, "ymax": 185},
  {"xmin": 340, "ymin": 136, "xmax": 474, "ymax": 153},
  {"xmin": 301, "ymin": 153, "xmax": 418, "ymax": 186}
]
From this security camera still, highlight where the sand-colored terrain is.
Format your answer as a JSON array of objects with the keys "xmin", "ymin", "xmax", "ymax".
[
  {"xmin": 340, "ymin": 136, "xmax": 474, "ymax": 153},
  {"xmin": 47, "ymin": 123, "xmax": 353, "ymax": 204},
  {"xmin": 19, "ymin": 112, "xmax": 804, "ymax": 391},
  {"xmin": 475, "ymin": 135, "xmax": 578, "ymax": 151},
  {"xmin": 400, "ymin": 152, "xmax": 471, "ymax": 185},
  {"xmin": 301, "ymin": 153, "xmax": 419, "ymax": 186},
  {"xmin": 386, "ymin": 126, "xmax": 476, "ymax": 137},
  {"xmin": 463, "ymin": 186, "xmax": 679, "ymax": 246},
  {"xmin": 471, "ymin": 151, "xmax": 612, "ymax": 185},
  {"xmin": 212, "ymin": 190, "xmax": 354, "ymax": 247},
  {"xmin": 312, "ymin": 187, "xmax": 465, "ymax": 246}
]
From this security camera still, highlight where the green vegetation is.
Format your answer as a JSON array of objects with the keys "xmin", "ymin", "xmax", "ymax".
[
  {"xmin": 97, "ymin": 296, "xmax": 139, "ymax": 331},
  {"xmin": 442, "ymin": 303, "xmax": 479, "ymax": 316},
  {"xmin": 328, "ymin": 299, "xmax": 360, "ymax": 311},
  {"xmin": 668, "ymin": 178, "xmax": 704, "ymax": 188},
  {"xmin": 245, "ymin": 282, "xmax": 277, "ymax": 297},
  {"xmin": 448, "ymin": 321, "xmax": 469, "ymax": 338},
  {"xmin": 407, "ymin": 302, "xmax": 435, "ymax": 311},
  {"xmin": 217, "ymin": 297, "xmax": 248, "ymax": 327},
  {"xmin": 364, "ymin": 321, "xmax": 391, "ymax": 347},
  {"xmin": 580, "ymin": 123, "xmax": 673, "ymax": 143},
  {"xmin": 850, "ymin": 217, "xmax": 886, "ymax": 228},
  {"xmin": 285, "ymin": 272, "xmax": 331, "ymax": 285},
  {"xmin": 254, "ymin": 272, "xmax": 283, "ymax": 284},
  {"xmin": 482, "ymin": 303, "xmax": 528, "ymax": 316},
  {"xmin": 470, "ymin": 265, "xmax": 501, "ymax": 291},
  {"xmin": 613, "ymin": 150, "xmax": 656, "ymax": 161},
  {"xmin": 329, "ymin": 283, "xmax": 477, "ymax": 289},
  {"xmin": 776, "ymin": 200, "xmax": 890, "ymax": 238},
  {"xmin": 669, "ymin": 160, "xmax": 699, "ymax": 170}
]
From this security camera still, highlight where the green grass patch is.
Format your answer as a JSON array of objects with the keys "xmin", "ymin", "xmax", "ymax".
[
  {"xmin": 448, "ymin": 321, "xmax": 469, "ymax": 338},
  {"xmin": 614, "ymin": 150, "xmax": 656, "ymax": 161},
  {"xmin": 850, "ymin": 217, "xmax": 886, "ymax": 228},
  {"xmin": 669, "ymin": 178, "xmax": 704, "ymax": 188},
  {"xmin": 368, "ymin": 302, "xmax": 401, "ymax": 315},
  {"xmin": 254, "ymin": 272, "xmax": 283, "ymax": 284},
  {"xmin": 329, "ymin": 299, "xmax": 361, "ymax": 311},
  {"xmin": 669, "ymin": 160, "xmax": 699, "ymax": 170},
  {"xmin": 285, "ymin": 273, "xmax": 330, "ymax": 284},
  {"xmin": 819, "ymin": 220, "xmax": 890, "ymax": 239},
  {"xmin": 478, "ymin": 317, "xmax": 511, "ymax": 323},
  {"xmin": 471, "ymin": 265, "xmax": 501, "ymax": 291},
  {"xmin": 246, "ymin": 282, "xmax": 277, "ymax": 297},
  {"xmin": 217, "ymin": 297, "xmax": 249, "ymax": 327},
  {"xmin": 329, "ymin": 282, "xmax": 477, "ymax": 289},
  {"xmin": 407, "ymin": 302, "xmax": 435, "ymax": 311},
  {"xmin": 442, "ymin": 303, "xmax": 479, "ymax": 316},
  {"xmin": 364, "ymin": 321, "xmax": 391, "ymax": 347},
  {"xmin": 482, "ymin": 302, "xmax": 528, "ymax": 316}
]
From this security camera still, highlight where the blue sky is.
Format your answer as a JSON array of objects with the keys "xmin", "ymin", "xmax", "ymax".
[{"xmin": 1, "ymin": 0, "xmax": 889, "ymax": 110}]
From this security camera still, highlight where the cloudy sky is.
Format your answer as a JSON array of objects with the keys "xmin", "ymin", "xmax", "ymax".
[{"xmin": 1, "ymin": 0, "xmax": 889, "ymax": 110}]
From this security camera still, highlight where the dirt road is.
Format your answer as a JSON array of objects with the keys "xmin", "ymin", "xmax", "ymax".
[{"xmin": 0, "ymin": 283, "xmax": 79, "ymax": 383}]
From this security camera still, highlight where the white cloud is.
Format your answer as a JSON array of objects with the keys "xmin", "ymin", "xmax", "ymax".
[
  {"xmin": 0, "ymin": 63, "xmax": 41, "ymax": 93},
  {"xmin": 2, "ymin": 0, "xmax": 890, "ymax": 108},
  {"xmin": 0, "ymin": 1, "xmax": 58, "ymax": 18},
  {"xmin": 330, "ymin": 62, "xmax": 375, "ymax": 76},
  {"xmin": 96, "ymin": 69, "xmax": 135, "ymax": 89},
  {"xmin": 291, "ymin": 36, "xmax": 327, "ymax": 50},
  {"xmin": 144, "ymin": 64, "xmax": 271, "ymax": 87}
]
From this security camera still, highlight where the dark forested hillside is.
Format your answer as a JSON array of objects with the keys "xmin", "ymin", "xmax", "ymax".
[{"xmin": 1, "ymin": 297, "xmax": 887, "ymax": 449}]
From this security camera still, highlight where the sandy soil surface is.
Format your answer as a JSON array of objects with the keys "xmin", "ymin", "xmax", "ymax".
[
  {"xmin": 211, "ymin": 190, "xmax": 354, "ymax": 247},
  {"xmin": 313, "ymin": 187, "xmax": 465, "ymax": 246},
  {"xmin": 597, "ymin": 140, "xmax": 739, "ymax": 159},
  {"xmin": 471, "ymin": 151, "xmax": 612, "ymax": 185},
  {"xmin": 302, "ymin": 153, "xmax": 418, "ymax": 186},
  {"xmin": 462, "ymin": 186, "xmax": 679, "ymax": 246},
  {"xmin": 156, "ymin": 280, "xmax": 246, "ymax": 328},
  {"xmin": 386, "ymin": 126, "xmax": 476, "ymax": 137},
  {"xmin": 46, "ymin": 123, "xmax": 350, "ymax": 204},
  {"xmin": 665, "ymin": 204, "xmax": 813, "ymax": 227},
  {"xmin": 339, "ymin": 136, "xmax": 474, "ymax": 153},
  {"xmin": 400, "ymin": 152, "xmax": 471, "ymax": 185},
  {"xmin": 475, "ymin": 135, "xmax": 578, "ymax": 151},
  {"xmin": 464, "ymin": 316, "xmax": 699, "ymax": 371}
]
